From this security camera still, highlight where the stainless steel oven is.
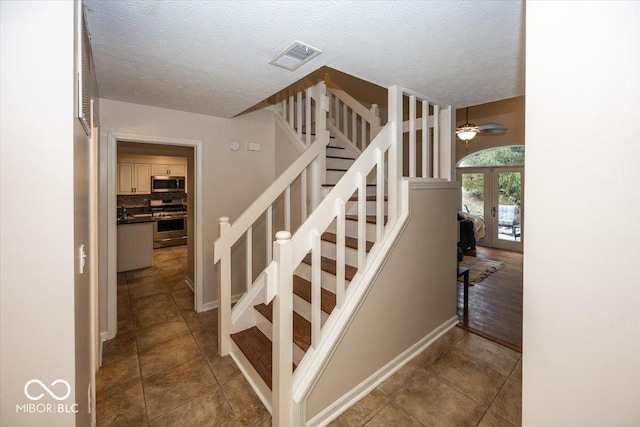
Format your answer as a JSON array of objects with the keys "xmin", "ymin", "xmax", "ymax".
[{"xmin": 154, "ymin": 216, "xmax": 187, "ymax": 248}]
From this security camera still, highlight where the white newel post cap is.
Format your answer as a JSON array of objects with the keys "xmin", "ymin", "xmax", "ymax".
[
  {"xmin": 275, "ymin": 231, "xmax": 291, "ymax": 242},
  {"xmin": 219, "ymin": 216, "xmax": 230, "ymax": 224}
]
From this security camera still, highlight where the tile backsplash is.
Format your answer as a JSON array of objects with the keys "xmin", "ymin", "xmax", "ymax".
[{"xmin": 118, "ymin": 192, "xmax": 188, "ymax": 208}]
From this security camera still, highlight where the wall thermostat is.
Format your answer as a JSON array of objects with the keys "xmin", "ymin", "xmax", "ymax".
[{"xmin": 229, "ymin": 140, "xmax": 240, "ymax": 151}]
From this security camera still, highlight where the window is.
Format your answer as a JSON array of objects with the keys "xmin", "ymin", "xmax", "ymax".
[{"xmin": 458, "ymin": 146, "xmax": 525, "ymax": 168}]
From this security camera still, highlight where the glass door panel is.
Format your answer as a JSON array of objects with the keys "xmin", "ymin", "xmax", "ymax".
[
  {"xmin": 492, "ymin": 168, "xmax": 523, "ymax": 251},
  {"xmin": 461, "ymin": 173, "xmax": 485, "ymax": 216}
]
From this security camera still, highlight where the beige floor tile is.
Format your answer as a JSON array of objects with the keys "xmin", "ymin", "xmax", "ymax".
[
  {"xmin": 249, "ymin": 417, "xmax": 272, "ymax": 426},
  {"xmin": 153, "ymin": 250, "xmax": 177, "ymax": 263},
  {"xmin": 117, "ymin": 303, "xmax": 133, "ymax": 321},
  {"xmin": 133, "ymin": 305, "xmax": 182, "ymax": 330},
  {"xmin": 478, "ymin": 410, "xmax": 517, "ymax": 427},
  {"xmin": 488, "ymin": 376, "xmax": 522, "ymax": 427},
  {"xmin": 453, "ymin": 333, "xmax": 520, "ymax": 377},
  {"xmin": 165, "ymin": 276, "xmax": 189, "ymax": 292},
  {"xmin": 117, "ymin": 272, "xmax": 128, "ymax": 285},
  {"xmin": 131, "ymin": 292, "xmax": 176, "ymax": 313},
  {"xmin": 96, "ymin": 350, "xmax": 140, "ymax": 395},
  {"xmin": 390, "ymin": 368, "xmax": 485, "ymax": 427},
  {"xmin": 155, "ymin": 258, "xmax": 184, "ymax": 272},
  {"xmin": 127, "ymin": 267, "xmax": 161, "ymax": 280},
  {"xmin": 329, "ymin": 389, "xmax": 390, "ymax": 426},
  {"xmin": 377, "ymin": 363, "xmax": 424, "ymax": 397},
  {"xmin": 411, "ymin": 326, "xmax": 469, "ymax": 369},
  {"xmin": 138, "ymin": 334, "xmax": 201, "ymax": 378},
  {"xmin": 135, "ymin": 319, "xmax": 191, "ymax": 351},
  {"xmin": 511, "ymin": 359, "xmax": 522, "ymax": 383},
  {"xmin": 143, "ymin": 357, "xmax": 218, "ymax": 421},
  {"xmin": 148, "ymin": 388, "xmax": 236, "ymax": 427},
  {"xmin": 102, "ymin": 331, "xmax": 137, "ymax": 359},
  {"xmin": 209, "ymin": 355, "xmax": 242, "ymax": 386},
  {"xmin": 221, "ymin": 376, "xmax": 269, "ymax": 426},
  {"xmin": 96, "ymin": 378, "xmax": 147, "ymax": 427},
  {"xmin": 192, "ymin": 327, "xmax": 220, "ymax": 364},
  {"xmin": 183, "ymin": 309, "xmax": 218, "ymax": 332},
  {"xmin": 128, "ymin": 280, "xmax": 169, "ymax": 300},
  {"xmin": 117, "ymin": 317, "xmax": 135, "ymax": 334},
  {"xmin": 172, "ymin": 287, "xmax": 194, "ymax": 311},
  {"xmin": 363, "ymin": 404, "xmax": 423, "ymax": 427},
  {"xmin": 425, "ymin": 350, "xmax": 507, "ymax": 407}
]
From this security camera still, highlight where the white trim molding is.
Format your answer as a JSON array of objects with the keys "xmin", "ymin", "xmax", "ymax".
[
  {"xmin": 307, "ymin": 316, "xmax": 459, "ymax": 427},
  {"xmin": 106, "ymin": 132, "xmax": 204, "ymax": 340},
  {"xmin": 201, "ymin": 293, "xmax": 245, "ymax": 312}
]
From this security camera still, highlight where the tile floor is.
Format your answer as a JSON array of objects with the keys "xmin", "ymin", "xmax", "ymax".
[{"xmin": 98, "ymin": 246, "xmax": 522, "ymax": 426}]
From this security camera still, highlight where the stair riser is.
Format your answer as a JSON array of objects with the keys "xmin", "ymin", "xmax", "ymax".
[
  {"xmin": 326, "ymin": 147, "xmax": 347, "ymax": 157},
  {"xmin": 345, "ymin": 200, "xmax": 388, "ymax": 216},
  {"xmin": 321, "ymin": 185, "xmax": 378, "ymax": 198},
  {"xmin": 326, "ymin": 157, "xmax": 354, "ymax": 170},
  {"xmin": 327, "ymin": 220, "xmax": 378, "ymax": 239},
  {"xmin": 294, "ymin": 263, "xmax": 344, "ymax": 294},
  {"xmin": 293, "ymin": 294, "xmax": 329, "ymax": 325},
  {"xmin": 255, "ymin": 309, "xmax": 306, "ymax": 366},
  {"xmin": 321, "ymin": 240, "xmax": 359, "ymax": 267},
  {"xmin": 326, "ymin": 170, "xmax": 347, "ymax": 185}
]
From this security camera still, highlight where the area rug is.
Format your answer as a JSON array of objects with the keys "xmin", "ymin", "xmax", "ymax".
[{"xmin": 460, "ymin": 257, "xmax": 504, "ymax": 284}]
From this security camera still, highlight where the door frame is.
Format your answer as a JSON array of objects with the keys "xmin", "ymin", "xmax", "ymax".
[
  {"xmin": 457, "ymin": 165, "xmax": 524, "ymax": 252},
  {"xmin": 106, "ymin": 132, "xmax": 203, "ymax": 339}
]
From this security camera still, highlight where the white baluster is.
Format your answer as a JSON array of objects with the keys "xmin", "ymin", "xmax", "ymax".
[
  {"xmin": 284, "ymin": 185, "xmax": 291, "ymax": 232},
  {"xmin": 376, "ymin": 149, "xmax": 385, "ymax": 242},
  {"xmin": 272, "ymin": 230, "xmax": 293, "ymax": 427},
  {"xmin": 333, "ymin": 93, "xmax": 339, "ymax": 126},
  {"xmin": 343, "ymin": 104, "xmax": 348, "ymax": 137},
  {"xmin": 288, "ymin": 93, "xmax": 294, "ymax": 129},
  {"xmin": 301, "ymin": 167, "xmax": 308, "ymax": 222},
  {"xmin": 217, "ymin": 217, "xmax": 231, "ymax": 356},
  {"xmin": 352, "ymin": 110, "xmax": 357, "ymax": 147},
  {"xmin": 336, "ymin": 200, "xmax": 346, "ymax": 308},
  {"xmin": 357, "ymin": 173, "xmax": 366, "ymax": 270},
  {"xmin": 387, "ymin": 86, "xmax": 403, "ymax": 224},
  {"xmin": 409, "ymin": 95, "xmax": 416, "ymax": 178},
  {"xmin": 422, "ymin": 100, "xmax": 429, "ymax": 178},
  {"xmin": 246, "ymin": 226, "xmax": 252, "ymax": 292},
  {"xmin": 311, "ymin": 230, "xmax": 321, "ymax": 348},
  {"xmin": 434, "ymin": 104, "xmax": 440, "ymax": 178},
  {"xmin": 266, "ymin": 205, "xmax": 273, "ymax": 264},
  {"xmin": 305, "ymin": 88, "xmax": 312, "ymax": 146},
  {"xmin": 361, "ymin": 117, "xmax": 367, "ymax": 150},
  {"xmin": 297, "ymin": 90, "xmax": 303, "ymax": 141}
]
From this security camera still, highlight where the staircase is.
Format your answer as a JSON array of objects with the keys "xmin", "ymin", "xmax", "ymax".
[{"xmin": 213, "ymin": 77, "xmax": 454, "ymax": 426}]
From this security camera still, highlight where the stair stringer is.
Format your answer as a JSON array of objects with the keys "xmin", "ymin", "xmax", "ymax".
[{"xmin": 291, "ymin": 179, "xmax": 460, "ymax": 426}]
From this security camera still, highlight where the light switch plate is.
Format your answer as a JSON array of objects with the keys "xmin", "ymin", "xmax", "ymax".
[{"xmin": 248, "ymin": 142, "xmax": 261, "ymax": 151}]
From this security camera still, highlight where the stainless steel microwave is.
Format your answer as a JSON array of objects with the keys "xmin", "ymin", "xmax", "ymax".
[{"xmin": 151, "ymin": 176, "xmax": 185, "ymax": 193}]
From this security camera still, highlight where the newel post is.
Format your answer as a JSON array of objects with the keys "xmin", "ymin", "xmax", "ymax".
[
  {"xmin": 272, "ymin": 231, "xmax": 293, "ymax": 427},
  {"xmin": 217, "ymin": 217, "xmax": 232, "ymax": 356},
  {"xmin": 310, "ymin": 80, "xmax": 329, "ymax": 210}
]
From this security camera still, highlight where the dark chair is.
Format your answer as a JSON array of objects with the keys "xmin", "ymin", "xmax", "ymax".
[{"xmin": 458, "ymin": 215, "xmax": 476, "ymax": 250}]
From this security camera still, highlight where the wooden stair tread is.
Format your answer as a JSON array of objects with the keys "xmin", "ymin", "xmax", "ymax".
[
  {"xmin": 326, "ymin": 145, "xmax": 344, "ymax": 149},
  {"xmin": 346, "ymin": 215, "xmax": 388, "ymax": 225},
  {"xmin": 254, "ymin": 303, "xmax": 311, "ymax": 352},
  {"xmin": 301, "ymin": 254, "xmax": 357, "ymax": 281},
  {"xmin": 321, "ymin": 232, "xmax": 373, "ymax": 252},
  {"xmin": 326, "ymin": 168, "xmax": 348, "ymax": 172},
  {"xmin": 293, "ymin": 275, "xmax": 336, "ymax": 314},
  {"xmin": 322, "ymin": 183, "xmax": 377, "ymax": 187},
  {"xmin": 230, "ymin": 327, "xmax": 273, "ymax": 389},
  {"xmin": 348, "ymin": 195, "xmax": 389, "ymax": 202},
  {"xmin": 326, "ymin": 155, "xmax": 355, "ymax": 160}
]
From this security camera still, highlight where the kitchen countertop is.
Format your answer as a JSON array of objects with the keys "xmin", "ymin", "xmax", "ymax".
[{"xmin": 117, "ymin": 215, "xmax": 157, "ymax": 224}]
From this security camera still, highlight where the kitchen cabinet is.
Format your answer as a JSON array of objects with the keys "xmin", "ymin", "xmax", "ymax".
[
  {"xmin": 118, "ymin": 163, "xmax": 151, "ymax": 195},
  {"xmin": 151, "ymin": 164, "xmax": 186, "ymax": 176},
  {"xmin": 117, "ymin": 222, "xmax": 153, "ymax": 272}
]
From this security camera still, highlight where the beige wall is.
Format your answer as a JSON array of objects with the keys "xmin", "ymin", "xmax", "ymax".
[
  {"xmin": 1, "ymin": 1, "xmax": 89, "ymax": 425},
  {"xmin": 306, "ymin": 183, "xmax": 458, "ymax": 419},
  {"xmin": 455, "ymin": 96, "xmax": 525, "ymax": 163},
  {"xmin": 524, "ymin": 2, "xmax": 640, "ymax": 425},
  {"xmin": 98, "ymin": 100, "xmax": 276, "ymax": 315}
]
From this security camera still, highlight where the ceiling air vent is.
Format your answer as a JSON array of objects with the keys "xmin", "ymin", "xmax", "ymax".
[{"xmin": 269, "ymin": 41, "xmax": 322, "ymax": 71}]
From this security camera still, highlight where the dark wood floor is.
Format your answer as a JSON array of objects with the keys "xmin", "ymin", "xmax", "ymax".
[{"xmin": 457, "ymin": 246, "xmax": 523, "ymax": 352}]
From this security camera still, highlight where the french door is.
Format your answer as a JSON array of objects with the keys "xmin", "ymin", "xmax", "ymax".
[{"xmin": 458, "ymin": 166, "xmax": 524, "ymax": 252}]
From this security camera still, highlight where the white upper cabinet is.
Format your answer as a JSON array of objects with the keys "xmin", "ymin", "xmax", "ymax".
[
  {"xmin": 151, "ymin": 164, "xmax": 186, "ymax": 176},
  {"xmin": 117, "ymin": 163, "xmax": 151, "ymax": 195}
]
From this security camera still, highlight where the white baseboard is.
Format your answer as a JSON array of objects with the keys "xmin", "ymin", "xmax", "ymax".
[
  {"xmin": 306, "ymin": 316, "xmax": 459, "ymax": 427},
  {"xmin": 201, "ymin": 293, "xmax": 244, "ymax": 312},
  {"xmin": 99, "ymin": 331, "xmax": 108, "ymax": 368},
  {"xmin": 185, "ymin": 276, "xmax": 194, "ymax": 291}
]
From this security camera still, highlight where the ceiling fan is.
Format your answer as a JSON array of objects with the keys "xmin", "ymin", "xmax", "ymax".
[{"xmin": 456, "ymin": 107, "xmax": 507, "ymax": 147}]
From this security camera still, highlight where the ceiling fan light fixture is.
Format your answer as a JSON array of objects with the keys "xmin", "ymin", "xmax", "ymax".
[{"xmin": 456, "ymin": 124, "xmax": 479, "ymax": 141}]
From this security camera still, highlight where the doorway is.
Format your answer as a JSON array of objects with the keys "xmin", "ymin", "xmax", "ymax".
[
  {"xmin": 457, "ymin": 146, "xmax": 524, "ymax": 252},
  {"xmin": 105, "ymin": 133, "xmax": 203, "ymax": 341}
]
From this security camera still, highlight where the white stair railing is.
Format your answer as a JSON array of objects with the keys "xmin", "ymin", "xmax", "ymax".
[
  {"xmin": 325, "ymin": 74, "xmax": 382, "ymax": 153},
  {"xmin": 265, "ymin": 86, "xmax": 453, "ymax": 425}
]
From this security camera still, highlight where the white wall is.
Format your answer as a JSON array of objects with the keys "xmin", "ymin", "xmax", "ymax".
[
  {"xmin": 524, "ymin": 2, "xmax": 640, "ymax": 425},
  {"xmin": 1, "ymin": 1, "xmax": 79, "ymax": 425},
  {"xmin": 98, "ymin": 100, "xmax": 276, "ymax": 320}
]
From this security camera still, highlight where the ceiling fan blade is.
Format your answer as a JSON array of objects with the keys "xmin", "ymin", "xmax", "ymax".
[
  {"xmin": 477, "ymin": 122, "xmax": 504, "ymax": 130},
  {"xmin": 479, "ymin": 128, "xmax": 507, "ymax": 135}
]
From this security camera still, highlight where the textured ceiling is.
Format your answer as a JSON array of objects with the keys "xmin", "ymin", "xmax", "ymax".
[{"xmin": 84, "ymin": 0, "xmax": 524, "ymax": 118}]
